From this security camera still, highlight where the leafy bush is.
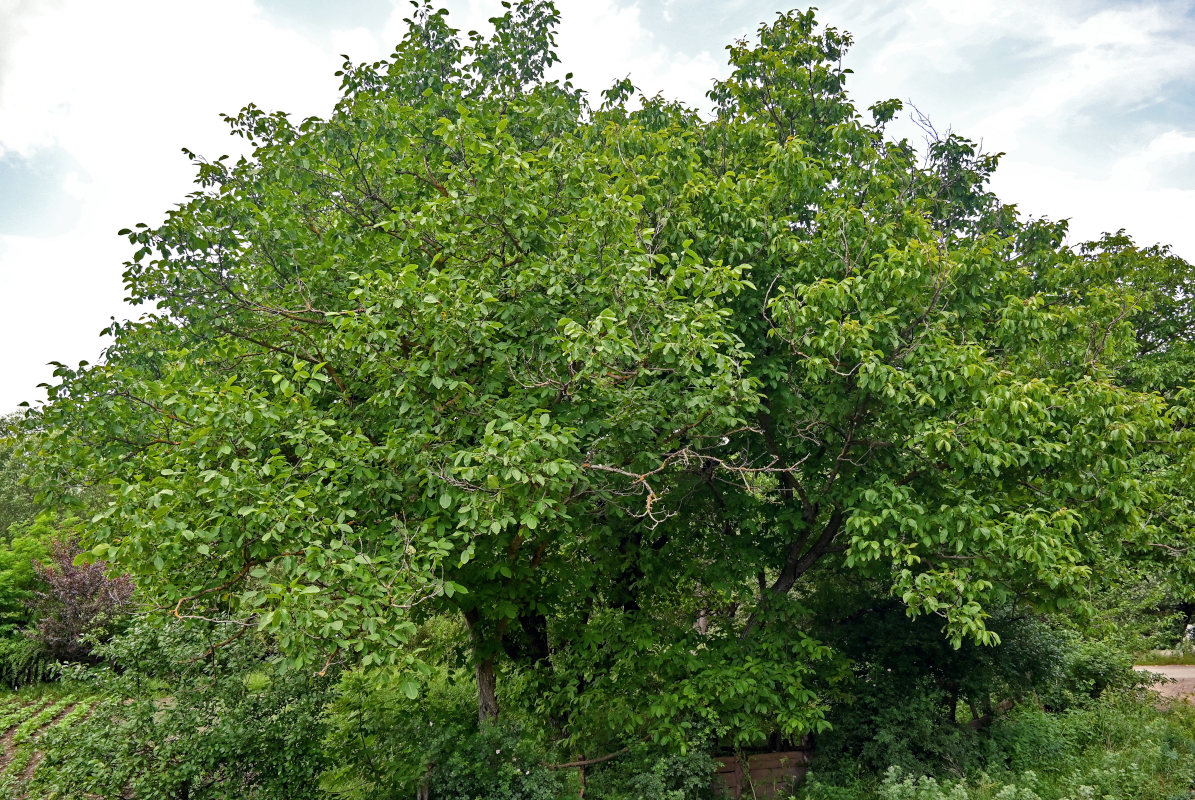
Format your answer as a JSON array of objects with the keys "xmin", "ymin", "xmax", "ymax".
[
  {"xmin": 875, "ymin": 768, "xmax": 1043, "ymax": 800},
  {"xmin": 432, "ymin": 720, "xmax": 571, "ymax": 800},
  {"xmin": 36, "ymin": 619, "xmax": 332, "ymax": 800},
  {"xmin": 0, "ymin": 635, "xmax": 54, "ymax": 688},
  {"xmin": 322, "ymin": 664, "xmax": 569, "ymax": 800},
  {"xmin": 1035, "ymin": 632, "xmax": 1148, "ymax": 709},
  {"xmin": 799, "ymin": 691, "xmax": 1195, "ymax": 800},
  {"xmin": 27, "ymin": 533, "xmax": 133, "ymax": 663},
  {"xmin": 0, "ymin": 414, "xmax": 39, "ymax": 538},
  {"xmin": 831, "ymin": 676, "xmax": 990, "ymax": 778},
  {"xmin": 0, "ymin": 516, "xmax": 62, "ymax": 688},
  {"xmin": 988, "ymin": 694, "xmax": 1195, "ymax": 799},
  {"xmin": 807, "ymin": 605, "xmax": 1032, "ymax": 777},
  {"xmin": 806, "ymin": 589, "xmax": 1150, "ymax": 782},
  {"xmin": 0, "ymin": 523, "xmax": 49, "ymax": 632},
  {"xmin": 322, "ymin": 666, "xmax": 477, "ymax": 799},
  {"xmin": 583, "ymin": 747, "xmax": 718, "ymax": 800},
  {"xmin": 322, "ymin": 652, "xmax": 719, "ymax": 800},
  {"xmin": 0, "ymin": 516, "xmax": 136, "ymax": 688}
]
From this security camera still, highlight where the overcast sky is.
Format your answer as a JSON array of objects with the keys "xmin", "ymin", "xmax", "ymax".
[{"xmin": 1, "ymin": 0, "xmax": 1193, "ymax": 413}]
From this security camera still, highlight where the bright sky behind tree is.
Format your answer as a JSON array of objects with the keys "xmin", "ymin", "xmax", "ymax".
[{"xmin": 1, "ymin": 0, "xmax": 1193, "ymax": 413}]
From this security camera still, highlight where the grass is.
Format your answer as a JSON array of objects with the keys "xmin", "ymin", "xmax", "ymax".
[{"xmin": 1134, "ymin": 649, "xmax": 1195, "ymax": 665}]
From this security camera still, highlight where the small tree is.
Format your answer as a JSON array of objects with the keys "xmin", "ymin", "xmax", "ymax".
[{"xmin": 28, "ymin": 535, "xmax": 133, "ymax": 662}]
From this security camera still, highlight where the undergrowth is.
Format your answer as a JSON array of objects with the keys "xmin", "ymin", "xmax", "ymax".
[
  {"xmin": 1134, "ymin": 649, "xmax": 1195, "ymax": 666},
  {"xmin": 798, "ymin": 691, "xmax": 1195, "ymax": 800}
]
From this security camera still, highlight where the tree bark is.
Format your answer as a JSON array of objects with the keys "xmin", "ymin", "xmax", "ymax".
[
  {"xmin": 476, "ymin": 655, "xmax": 499, "ymax": 723},
  {"xmin": 740, "ymin": 509, "xmax": 845, "ymax": 640},
  {"xmin": 464, "ymin": 608, "xmax": 501, "ymax": 722}
]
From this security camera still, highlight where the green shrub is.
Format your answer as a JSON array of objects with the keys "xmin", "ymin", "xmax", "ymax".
[
  {"xmin": 989, "ymin": 694, "xmax": 1195, "ymax": 800},
  {"xmin": 0, "ymin": 636, "xmax": 54, "ymax": 688},
  {"xmin": 432, "ymin": 720, "xmax": 571, "ymax": 800},
  {"xmin": 322, "ymin": 666, "xmax": 477, "ymax": 799},
  {"xmin": 35, "ymin": 619, "xmax": 332, "ymax": 800},
  {"xmin": 805, "ymin": 595, "xmax": 1153, "ymax": 784},
  {"xmin": 0, "ymin": 516, "xmax": 55, "ymax": 690},
  {"xmin": 322, "ymin": 661, "xmax": 719, "ymax": 800},
  {"xmin": 583, "ymin": 747, "xmax": 718, "ymax": 800},
  {"xmin": 0, "ymin": 526, "xmax": 48, "ymax": 631},
  {"xmin": 1036, "ymin": 633, "xmax": 1148, "ymax": 710},
  {"xmin": 322, "ymin": 665, "xmax": 569, "ymax": 800},
  {"xmin": 876, "ymin": 768, "xmax": 1042, "ymax": 800},
  {"xmin": 0, "ymin": 512, "xmax": 133, "ymax": 688},
  {"xmin": 799, "ymin": 692, "xmax": 1195, "ymax": 800}
]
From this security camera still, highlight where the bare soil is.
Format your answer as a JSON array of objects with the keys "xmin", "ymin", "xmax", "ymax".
[
  {"xmin": 0, "ymin": 699, "xmax": 52, "ymax": 771},
  {"xmin": 1134, "ymin": 665, "xmax": 1195, "ymax": 700}
]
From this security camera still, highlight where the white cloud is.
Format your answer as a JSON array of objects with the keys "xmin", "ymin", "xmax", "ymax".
[
  {"xmin": 552, "ymin": 1, "xmax": 720, "ymax": 105},
  {"xmin": 826, "ymin": 0, "xmax": 1195, "ymax": 251},
  {"xmin": 992, "ymin": 157, "xmax": 1195, "ymax": 252},
  {"xmin": 430, "ymin": 0, "xmax": 722, "ymax": 107},
  {"xmin": 0, "ymin": 0, "xmax": 390, "ymax": 411}
]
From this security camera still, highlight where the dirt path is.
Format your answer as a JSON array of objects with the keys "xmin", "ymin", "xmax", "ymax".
[{"xmin": 1134, "ymin": 665, "xmax": 1195, "ymax": 699}]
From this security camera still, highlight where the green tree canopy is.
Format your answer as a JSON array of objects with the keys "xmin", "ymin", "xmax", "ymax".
[
  {"xmin": 31, "ymin": 2, "xmax": 1194, "ymax": 749},
  {"xmin": 0, "ymin": 414, "xmax": 40, "ymax": 537}
]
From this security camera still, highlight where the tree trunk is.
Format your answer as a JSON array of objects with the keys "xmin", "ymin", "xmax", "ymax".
[
  {"xmin": 476, "ymin": 656, "xmax": 499, "ymax": 722},
  {"xmin": 464, "ymin": 608, "xmax": 501, "ymax": 722}
]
